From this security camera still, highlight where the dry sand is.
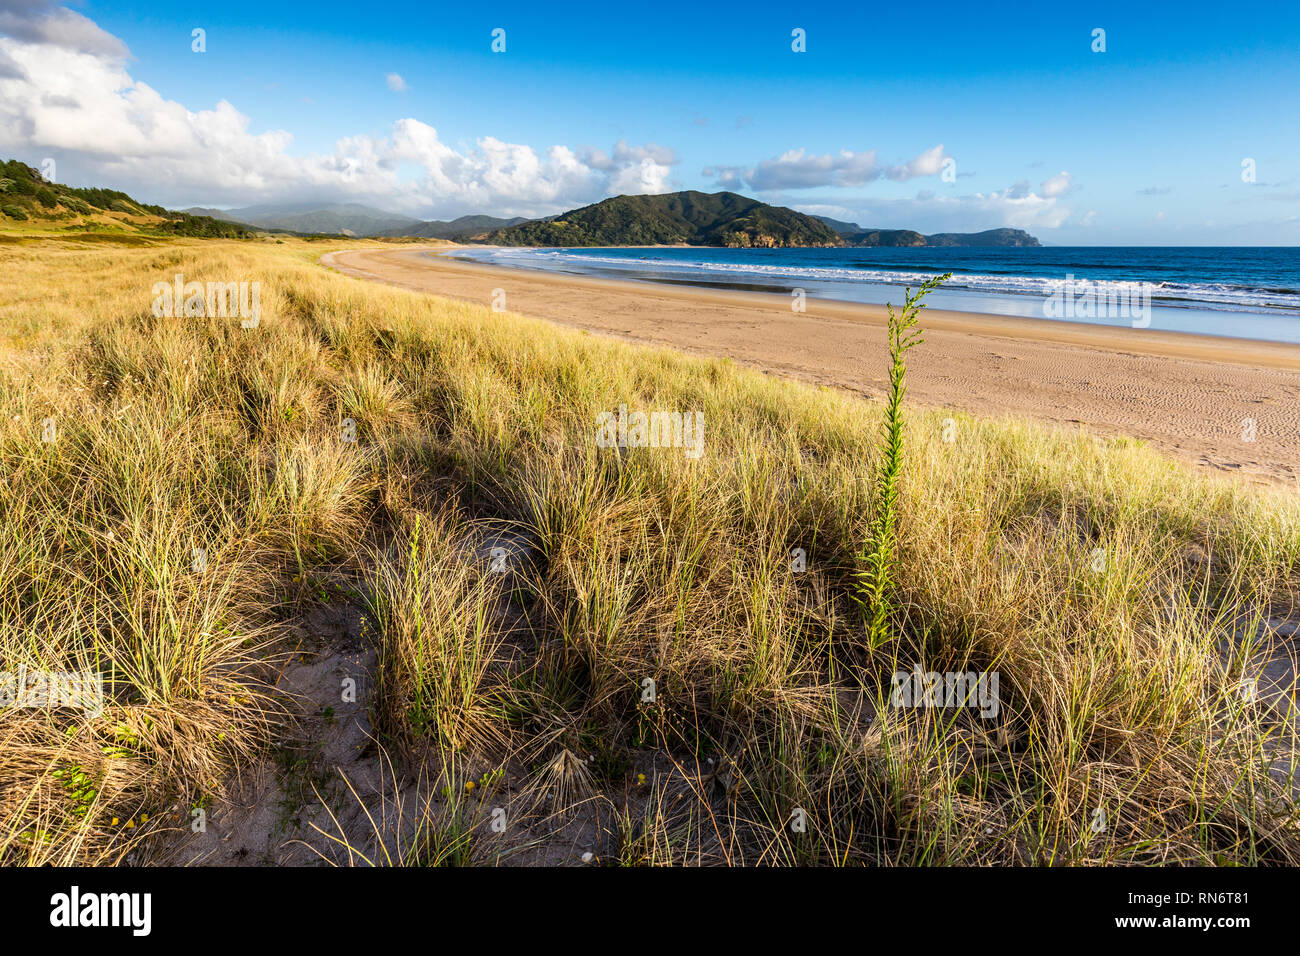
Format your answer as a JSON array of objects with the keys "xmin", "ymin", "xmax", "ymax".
[{"xmin": 322, "ymin": 245, "xmax": 1300, "ymax": 486}]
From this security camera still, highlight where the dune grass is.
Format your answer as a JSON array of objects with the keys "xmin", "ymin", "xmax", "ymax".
[{"xmin": 1, "ymin": 236, "xmax": 1298, "ymax": 865}]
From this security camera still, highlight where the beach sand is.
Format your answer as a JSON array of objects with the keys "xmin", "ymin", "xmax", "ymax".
[{"xmin": 323, "ymin": 246, "xmax": 1300, "ymax": 485}]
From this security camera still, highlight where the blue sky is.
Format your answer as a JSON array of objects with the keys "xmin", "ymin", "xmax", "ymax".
[{"xmin": 2, "ymin": 0, "xmax": 1299, "ymax": 243}]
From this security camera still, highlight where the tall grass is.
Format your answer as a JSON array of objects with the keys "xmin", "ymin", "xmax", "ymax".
[{"xmin": 0, "ymin": 237, "xmax": 1297, "ymax": 865}]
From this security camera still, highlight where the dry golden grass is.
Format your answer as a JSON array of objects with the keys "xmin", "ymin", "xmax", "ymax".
[{"xmin": 1, "ymin": 235, "xmax": 1298, "ymax": 865}]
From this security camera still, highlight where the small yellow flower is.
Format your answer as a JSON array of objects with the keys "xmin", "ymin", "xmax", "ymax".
[
  {"xmin": 111, "ymin": 817, "xmax": 119, "ymax": 826},
  {"xmin": 637, "ymin": 773, "xmax": 646, "ymax": 785},
  {"xmin": 140, "ymin": 813, "xmax": 149, "ymax": 823},
  {"xmin": 465, "ymin": 781, "xmax": 475, "ymax": 792},
  {"xmin": 124, "ymin": 819, "xmax": 135, "ymax": 828}
]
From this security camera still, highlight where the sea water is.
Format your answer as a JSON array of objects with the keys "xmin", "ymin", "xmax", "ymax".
[{"xmin": 445, "ymin": 245, "xmax": 1300, "ymax": 344}]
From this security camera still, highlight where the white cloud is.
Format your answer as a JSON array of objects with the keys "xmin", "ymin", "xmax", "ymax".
[
  {"xmin": 792, "ymin": 181, "xmax": 1074, "ymax": 233},
  {"xmin": 0, "ymin": 0, "xmax": 126, "ymax": 58},
  {"xmin": 0, "ymin": 4, "xmax": 677, "ymax": 216},
  {"xmin": 885, "ymin": 144, "xmax": 947, "ymax": 181},
  {"xmin": 1039, "ymin": 170, "xmax": 1072, "ymax": 198},
  {"xmin": 749, "ymin": 148, "xmax": 881, "ymax": 190},
  {"xmin": 385, "ymin": 73, "xmax": 407, "ymax": 92},
  {"xmin": 707, "ymin": 144, "xmax": 950, "ymax": 191},
  {"xmin": 610, "ymin": 157, "xmax": 673, "ymax": 195}
]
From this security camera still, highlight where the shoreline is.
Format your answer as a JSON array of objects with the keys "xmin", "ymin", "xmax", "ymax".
[
  {"xmin": 322, "ymin": 245, "xmax": 1300, "ymax": 485},
  {"xmin": 437, "ymin": 244, "xmax": 1300, "ymax": 344},
  {"xmin": 426, "ymin": 246, "xmax": 1300, "ymax": 367}
]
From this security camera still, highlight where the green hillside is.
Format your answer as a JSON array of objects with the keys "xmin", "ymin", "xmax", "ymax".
[
  {"xmin": 0, "ymin": 160, "xmax": 251, "ymax": 238},
  {"xmin": 485, "ymin": 191, "xmax": 843, "ymax": 247}
]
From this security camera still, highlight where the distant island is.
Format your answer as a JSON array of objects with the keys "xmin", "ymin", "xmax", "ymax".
[
  {"xmin": 814, "ymin": 218, "xmax": 1041, "ymax": 248},
  {"xmin": 483, "ymin": 191, "xmax": 1040, "ymax": 248}
]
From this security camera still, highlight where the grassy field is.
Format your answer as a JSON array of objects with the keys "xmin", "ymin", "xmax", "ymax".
[{"xmin": 2, "ymin": 234, "xmax": 1299, "ymax": 866}]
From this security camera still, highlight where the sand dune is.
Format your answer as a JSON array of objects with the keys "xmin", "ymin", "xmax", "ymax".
[{"xmin": 323, "ymin": 246, "xmax": 1300, "ymax": 485}]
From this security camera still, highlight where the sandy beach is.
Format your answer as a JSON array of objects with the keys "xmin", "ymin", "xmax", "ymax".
[{"xmin": 323, "ymin": 245, "xmax": 1300, "ymax": 485}]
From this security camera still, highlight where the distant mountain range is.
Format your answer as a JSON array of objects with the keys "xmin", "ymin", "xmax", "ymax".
[
  {"xmin": 175, "ymin": 191, "xmax": 1039, "ymax": 248},
  {"xmin": 182, "ymin": 202, "xmax": 419, "ymax": 237},
  {"xmin": 2, "ymin": 164, "xmax": 1041, "ymax": 248},
  {"xmin": 376, "ymin": 214, "xmax": 529, "ymax": 240},
  {"xmin": 182, "ymin": 202, "xmax": 527, "ymax": 239}
]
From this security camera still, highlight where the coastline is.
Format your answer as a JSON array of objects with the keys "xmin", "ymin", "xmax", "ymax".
[{"xmin": 322, "ymin": 244, "xmax": 1300, "ymax": 485}]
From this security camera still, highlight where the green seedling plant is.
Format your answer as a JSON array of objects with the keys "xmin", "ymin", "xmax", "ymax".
[{"xmin": 853, "ymin": 273, "xmax": 951, "ymax": 648}]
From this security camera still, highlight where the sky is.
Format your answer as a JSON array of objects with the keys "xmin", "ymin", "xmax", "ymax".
[{"xmin": 1, "ymin": 0, "xmax": 1299, "ymax": 244}]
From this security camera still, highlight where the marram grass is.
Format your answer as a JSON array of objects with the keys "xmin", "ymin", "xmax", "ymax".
[{"xmin": 0, "ymin": 236, "xmax": 1297, "ymax": 865}]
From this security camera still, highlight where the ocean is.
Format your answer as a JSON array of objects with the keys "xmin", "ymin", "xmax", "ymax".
[{"xmin": 444, "ymin": 245, "xmax": 1300, "ymax": 344}]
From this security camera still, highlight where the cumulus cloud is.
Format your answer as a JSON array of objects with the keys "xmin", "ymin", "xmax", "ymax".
[
  {"xmin": 701, "ymin": 142, "xmax": 1073, "ymax": 231},
  {"xmin": 0, "ymin": 0, "xmax": 127, "ymax": 58},
  {"xmin": 0, "ymin": 4, "xmax": 677, "ymax": 216},
  {"xmin": 792, "ymin": 180, "xmax": 1075, "ymax": 233},
  {"xmin": 885, "ymin": 144, "xmax": 948, "ymax": 181},
  {"xmin": 749, "ymin": 148, "xmax": 881, "ymax": 190},
  {"xmin": 582, "ymin": 140, "xmax": 676, "ymax": 194},
  {"xmin": 385, "ymin": 72, "xmax": 407, "ymax": 92},
  {"xmin": 1039, "ymin": 170, "xmax": 1072, "ymax": 198},
  {"xmin": 0, "ymin": 45, "xmax": 24, "ymax": 78},
  {"xmin": 706, "ymin": 144, "xmax": 950, "ymax": 192},
  {"xmin": 610, "ymin": 157, "xmax": 673, "ymax": 194}
]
